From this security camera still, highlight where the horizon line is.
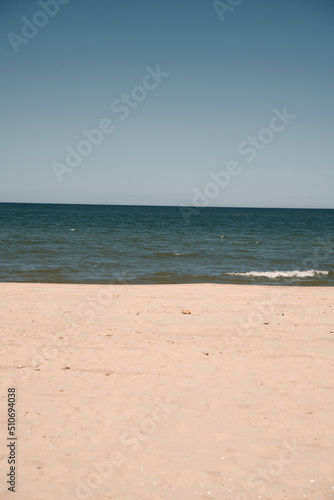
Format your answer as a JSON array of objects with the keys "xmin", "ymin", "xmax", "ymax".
[{"xmin": 0, "ymin": 201, "xmax": 333, "ymax": 210}]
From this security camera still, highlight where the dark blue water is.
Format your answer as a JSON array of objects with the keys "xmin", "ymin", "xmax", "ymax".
[{"xmin": 0, "ymin": 203, "xmax": 333, "ymax": 285}]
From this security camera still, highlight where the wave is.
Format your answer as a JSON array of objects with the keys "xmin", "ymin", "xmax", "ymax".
[
  {"xmin": 227, "ymin": 270, "xmax": 329, "ymax": 279},
  {"xmin": 141, "ymin": 252, "xmax": 199, "ymax": 258}
]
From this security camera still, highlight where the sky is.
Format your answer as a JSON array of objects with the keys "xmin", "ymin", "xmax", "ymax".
[{"xmin": 0, "ymin": 0, "xmax": 333, "ymax": 208}]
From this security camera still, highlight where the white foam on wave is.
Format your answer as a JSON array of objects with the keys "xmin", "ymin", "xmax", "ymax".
[{"xmin": 227, "ymin": 270, "xmax": 329, "ymax": 279}]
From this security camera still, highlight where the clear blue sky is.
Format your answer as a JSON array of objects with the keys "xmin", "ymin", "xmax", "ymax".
[{"xmin": 1, "ymin": 0, "xmax": 333, "ymax": 208}]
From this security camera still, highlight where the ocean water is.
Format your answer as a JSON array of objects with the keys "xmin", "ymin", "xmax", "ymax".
[{"xmin": 0, "ymin": 203, "xmax": 333, "ymax": 286}]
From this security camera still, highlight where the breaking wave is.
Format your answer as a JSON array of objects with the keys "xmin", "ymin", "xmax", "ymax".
[{"xmin": 227, "ymin": 270, "xmax": 329, "ymax": 279}]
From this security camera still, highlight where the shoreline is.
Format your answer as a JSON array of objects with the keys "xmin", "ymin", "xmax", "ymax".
[{"xmin": 0, "ymin": 281, "xmax": 333, "ymax": 286}]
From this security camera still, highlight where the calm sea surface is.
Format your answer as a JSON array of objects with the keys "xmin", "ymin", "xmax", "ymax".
[{"xmin": 0, "ymin": 203, "xmax": 333, "ymax": 285}]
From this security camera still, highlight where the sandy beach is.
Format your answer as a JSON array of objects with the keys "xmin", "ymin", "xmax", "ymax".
[{"xmin": 0, "ymin": 283, "xmax": 333, "ymax": 500}]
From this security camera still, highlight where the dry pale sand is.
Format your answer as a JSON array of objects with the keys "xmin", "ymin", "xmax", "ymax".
[{"xmin": 0, "ymin": 283, "xmax": 334, "ymax": 500}]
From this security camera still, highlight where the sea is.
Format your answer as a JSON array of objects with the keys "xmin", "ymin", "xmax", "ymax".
[{"xmin": 0, "ymin": 203, "xmax": 333, "ymax": 286}]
